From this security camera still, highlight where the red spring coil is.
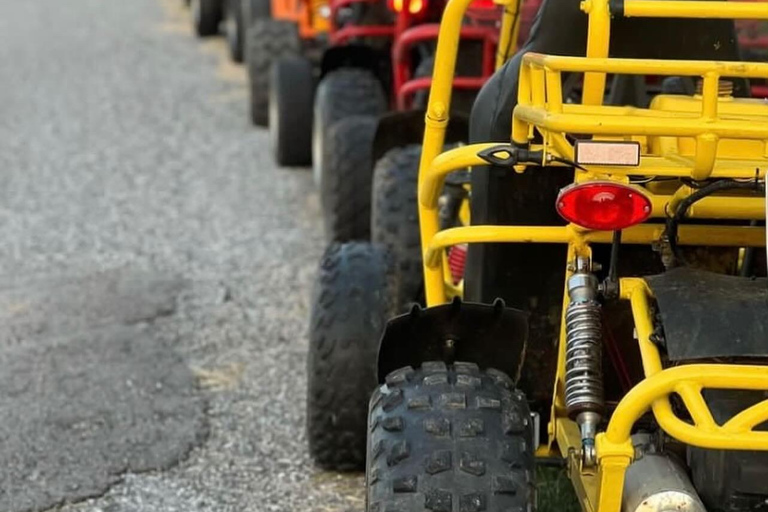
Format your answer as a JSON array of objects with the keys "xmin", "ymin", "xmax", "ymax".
[{"xmin": 447, "ymin": 244, "xmax": 468, "ymax": 285}]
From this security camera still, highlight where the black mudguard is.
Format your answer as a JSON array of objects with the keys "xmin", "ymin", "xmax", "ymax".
[
  {"xmin": 371, "ymin": 110, "xmax": 469, "ymax": 163},
  {"xmin": 376, "ymin": 298, "xmax": 529, "ymax": 383},
  {"xmin": 646, "ymin": 268, "xmax": 768, "ymax": 360}
]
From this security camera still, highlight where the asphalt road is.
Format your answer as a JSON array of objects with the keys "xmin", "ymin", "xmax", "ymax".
[{"xmin": 0, "ymin": 0, "xmax": 364, "ymax": 510}]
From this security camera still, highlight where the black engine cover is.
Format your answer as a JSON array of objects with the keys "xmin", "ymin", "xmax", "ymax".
[{"xmin": 689, "ymin": 390, "xmax": 768, "ymax": 512}]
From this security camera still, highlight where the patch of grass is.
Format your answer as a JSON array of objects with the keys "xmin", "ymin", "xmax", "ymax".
[{"xmin": 537, "ymin": 465, "xmax": 581, "ymax": 512}]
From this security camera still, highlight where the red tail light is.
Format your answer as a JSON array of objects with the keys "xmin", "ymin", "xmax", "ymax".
[
  {"xmin": 468, "ymin": 0, "xmax": 496, "ymax": 9},
  {"xmin": 387, "ymin": 0, "xmax": 427, "ymax": 14},
  {"xmin": 556, "ymin": 181, "xmax": 652, "ymax": 231}
]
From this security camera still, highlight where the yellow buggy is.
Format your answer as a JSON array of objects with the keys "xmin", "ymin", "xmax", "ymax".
[{"xmin": 357, "ymin": 0, "xmax": 768, "ymax": 511}]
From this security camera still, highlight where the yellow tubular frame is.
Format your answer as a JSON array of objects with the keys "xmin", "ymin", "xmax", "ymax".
[
  {"xmin": 495, "ymin": 0, "xmax": 522, "ymax": 69},
  {"xmin": 592, "ymin": 279, "xmax": 768, "ymax": 512},
  {"xmin": 420, "ymin": 0, "xmax": 768, "ymax": 511}
]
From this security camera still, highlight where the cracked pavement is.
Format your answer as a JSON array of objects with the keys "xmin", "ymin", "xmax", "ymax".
[{"xmin": 0, "ymin": 0, "xmax": 364, "ymax": 511}]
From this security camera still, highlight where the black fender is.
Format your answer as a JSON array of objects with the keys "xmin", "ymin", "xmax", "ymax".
[
  {"xmin": 320, "ymin": 44, "xmax": 383, "ymax": 78},
  {"xmin": 372, "ymin": 110, "xmax": 470, "ymax": 163},
  {"xmin": 377, "ymin": 298, "xmax": 529, "ymax": 382},
  {"xmin": 646, "ymin": 268, "xmax": 768, "ymax": 361}
]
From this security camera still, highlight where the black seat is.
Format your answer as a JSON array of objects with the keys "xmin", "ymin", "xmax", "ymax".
[
  {"xmin": 470, "ymin": 0, "xmax": 742, "ymax": 142},
  {"xmin": 465, "ymin": 0, "xmax": 745, "ymax": 305}
]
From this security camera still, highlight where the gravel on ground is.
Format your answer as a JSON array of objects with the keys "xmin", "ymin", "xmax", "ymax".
[{"xmin": 0, "ymin": 0, "xmax": 364, "ymax": 510}]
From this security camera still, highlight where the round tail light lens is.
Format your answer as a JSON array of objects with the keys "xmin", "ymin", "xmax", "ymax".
[{"xmin": 556, "ymin": 181, "xmax": 652, "ymax": 231}]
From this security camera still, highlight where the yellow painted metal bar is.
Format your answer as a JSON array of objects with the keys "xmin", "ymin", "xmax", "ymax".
[
  {"xmin": 593, "ymin": 437, "xmax": 634, "ymax": 512},
  {"xmin": 620, "ymin": 276, "xmax": 682, "ymax": 444},
  {"xmin": 621, "ymin": 278, "xmax": 663, "ymax": 375},
  {"xmin": 677, "ymin": 382, "xmax": 718, "ymax": 430},
  {"xmin": 650, "ymin": 193, "xmax": 766, "ymax": 220},
  {"xmin": 514, "ymin": 105, "xmax": 768, "ymax": 139},
  {"xmin": 418, "ymin": 0, "xmax": 475, "ymax": 306},
  {"xmin": 424, "ymin": 226, "xmax": 575, "ymax": 267},
  {"xmin": 667, "ymin": 185, "xmax": 694, "ymax": 214},
  {"xmin": 560, "ymin": 103, "xmax": 768, "ymax": 121},
  {"xmin": 726, "ymin": 399, "xmax": 768, "ymax": 432},
  {"xmin": 582, "ymin": 0, "xmax": 611, "ymax": 105},
  {"xmin": 496, "ymin": 11, "xmax": 513, "ymax": 70},
  {"xmin": 522, "ymin": 53, "xmax": 768, "ymax": 77},
  {"xmin": 531, "ymin": 67, "xmax": 546, "ymax": 107},
  {"xmin": 701, "ymin": 74, "xmax": 719, "ymax": 120},
  {"xmin": 495, "ymin": 0, "xmax": 522, "ymax": 69},
  {"xmin": 557, "ymin": 418, "xmax": 599, "ymax": 512},
  {"xmin": 545, "ymin": 69, "xmax": 563, "ymax": 113},
  {"xmin": 606, "ymin": 364, "xmax": 768, "ymax": 449},
  {"xmin": 694, "ymin": 133, "xmax": 719, "ymax": 181},
  {"xmin": 420, "ymin": 143, "xmax": 499, "ymax": 208},
  {"xmin": 587, "ymin": 158, "xmax": 767, "ymax": 179},
  {"xmin": 613, "ymin": 279, "xmax": 768, "ymax": 450},
  {"xmin": 423, "ymin": 224, "xmax": 766, "ymax": 267},
  {"xmin": 549, "ymin": 244, "xmax": 580, "ymax": 448},
  {"xmin": 622, "ymin": 0, "xmax": 768, "ymax": 19},
  {"xmin": 513, "ymin": 60, "xmax": 533, "ymax": 144}
]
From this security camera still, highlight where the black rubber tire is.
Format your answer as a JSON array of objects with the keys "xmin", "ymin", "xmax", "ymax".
[
  {"xmin": 371, "ymin": 144, "xmax": 423, "ymax": 310},
  {"xmin": 412, "ymin": 56, "xmax": 434, "ymax": 109},
  {"xmin": 243, "ymin": 0, "xmax": 270, "ymax": 21},
  {"xmin": 321, "ymin": 116, "xmax": 378, "ymax": 242},
  {"xmin": 412, "ymin": 51, "xmax": 481, "ymax": 113},
  {"xmin": 367, "ymin": 362, "xmax": 536, "ymax": 512},
  {"xmin": 269, "ymin": 57, "xmax": 314, "ymax": 166},
  {"xmin": 224, "ymin": 0, "xmax": 245, "ymax": 63},
  {"xmin": 191, "ymin": 0, "xmax": 223, "ymax": 37},
  {"xmin": 247, "ymin": 20, "xmax": 300, "ymax": 126},
  {"xmin": 308, "ymin": 242, "xmax": 397, "ymax": 471},
  {"xmin": 312, "ymin": 68, "xmax": 387, "ymax": 188}
]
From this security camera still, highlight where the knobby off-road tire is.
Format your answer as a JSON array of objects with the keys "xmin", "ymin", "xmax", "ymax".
[
  {"xmin": 321, "ymin": 115, "xmax": 378, "ymax": 242},
  {"xmin": 269, "ymin": 56, "xmax": 314, "ymax": 165},
  {"xmin": 371, "ymin": 144, "xmax": 423, "ymax": 310},
  {"xmin": 247, "ymin": 20, "xmax": 300, "ymax": 126},
  {"xmin": 192, "ymin": 0, "xmax": 223, "ymax": 37},
  {"xmin": 243, "ymin": 0, "xmax": 270, "ymax": 21},
  {"xmin": 367, "ymin": 362, "xmax": 536, "ymax": 512},
  {"xmin": 412, "ymin": 56, "xmax": 434, "ymax": 109},
  {"xmin": 312, "ymin": 68, "xmax": 386, "ymax": 188},
  {"xmin": 308, "ymin": 242, "xmax": 397, "ymax": 470},
  {"xmin": 224, "ymin": 0, "xmax": 245, "ymax": 62}
]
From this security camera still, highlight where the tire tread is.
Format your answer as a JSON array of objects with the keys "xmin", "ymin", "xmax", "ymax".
[
  {"xmin": 308, "ymin": 243, "xmax": 397, "ymax": 470},
  {"xmin": 371, "ymin": 145, "xmax": 423, "ymax": 308},
  {"xmin": 247, "ymin": 19, "xmax": 300, "ymax": 126},
  {"xmin": 367, "ymin": 364, "xmax": 535, "ymax": 512},
  {"xmin": 322, "ymin": 116, "xmax": 379, "ymax": 241}
]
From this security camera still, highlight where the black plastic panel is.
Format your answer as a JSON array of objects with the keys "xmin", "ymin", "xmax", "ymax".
[{"xmin": 646, "ymin": 268, "xmax": 768, "ymax": 361}]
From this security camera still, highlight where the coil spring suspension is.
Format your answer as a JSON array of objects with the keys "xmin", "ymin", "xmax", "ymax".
[
  {"xmin": 564, "ymin": 258, "xmax": 604, "ymax": 466},
  {"xmin": 564, "ymin": 300, "xmax": 604, "ymax": 414}
]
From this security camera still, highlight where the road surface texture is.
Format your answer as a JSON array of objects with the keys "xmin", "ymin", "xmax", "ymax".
[{"xmin": 0, "ymin": 0, "xmax": 364, "ymax": 511}]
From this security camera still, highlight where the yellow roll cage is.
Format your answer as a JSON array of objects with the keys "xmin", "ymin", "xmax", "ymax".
[{"xmin": 418, "ymin": 0, "xmax": 768, "ymax": 510}]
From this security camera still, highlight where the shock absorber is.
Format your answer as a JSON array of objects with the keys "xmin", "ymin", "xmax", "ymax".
[{"xmin": 564, "ymin": 257, "xmax": 604, "ymax": 467}]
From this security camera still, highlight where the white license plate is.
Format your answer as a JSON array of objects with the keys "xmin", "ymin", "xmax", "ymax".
[{"xmin": 574, "ymin": 140, "xmax": 641, "ymax": 167}]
